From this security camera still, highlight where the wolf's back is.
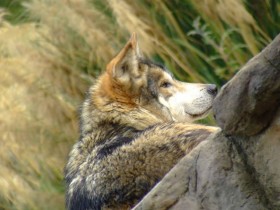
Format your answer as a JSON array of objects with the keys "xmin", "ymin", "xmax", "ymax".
[{"xmin": 65, "ymin": 122, "xmax": 215, "ymax": 210}]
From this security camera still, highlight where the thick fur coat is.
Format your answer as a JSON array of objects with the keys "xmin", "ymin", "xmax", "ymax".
[{"xmin": 65, "ymin": 34, "xmax": 218, "ymax": 210}]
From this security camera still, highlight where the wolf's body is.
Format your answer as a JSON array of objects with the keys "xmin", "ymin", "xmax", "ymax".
[{"xmin": 65, "ymin": 34, "xmax": 218, "ymax": 210}]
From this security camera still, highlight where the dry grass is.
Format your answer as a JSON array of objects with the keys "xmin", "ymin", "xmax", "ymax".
[
  {"xmin": 190, "ymin": 0, "xmax": 269, "ymax": 52},
  {"xmin": 0, "ymin": 17, "xmax": 86, "ymax": 210},
  {"xmin": 0, "ymin": 0, "xmax": 279, "ymax": 209}
]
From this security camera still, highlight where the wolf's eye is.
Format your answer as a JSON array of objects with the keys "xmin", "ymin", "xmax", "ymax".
[{"xmin": 160, "ymin": 82, "xmax": 172, "ymax": 88}]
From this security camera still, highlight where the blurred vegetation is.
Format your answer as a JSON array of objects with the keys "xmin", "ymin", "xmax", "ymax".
[
  {"xmin": 0, "ymin": 0, "xmax": 279, "ymax": 209},
  {"xmin": 0, "ymin": 0, "xmax": 28, "ymax": 23}
]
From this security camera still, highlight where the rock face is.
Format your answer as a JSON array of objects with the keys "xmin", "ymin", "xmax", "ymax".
[
  {"xmin": 133, "ymin": 33, "xmax": 280, "ymax": 210},
  {"xmin": 213, "ymin": 33, "xmax": 280, "ymax": 136}
]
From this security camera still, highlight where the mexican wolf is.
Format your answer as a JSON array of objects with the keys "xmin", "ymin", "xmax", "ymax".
[{"xmin": 65, "ymin": 33, "xmax": 218, "ymax": 210}]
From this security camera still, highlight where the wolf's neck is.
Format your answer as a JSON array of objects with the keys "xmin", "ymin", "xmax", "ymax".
[{"xmin": 79, "ymin": 93, "xmax": 163, "ymax": 143}]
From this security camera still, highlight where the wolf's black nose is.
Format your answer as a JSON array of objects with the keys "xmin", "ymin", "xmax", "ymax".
[{"xmin": 207, "ymin": 84, "xmax": 218, "ymax": 96}]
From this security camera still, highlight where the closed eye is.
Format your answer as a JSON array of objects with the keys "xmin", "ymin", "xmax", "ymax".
[{"xmin": 160, "ymin": 82, "xmax": 172, "ymax": 88}]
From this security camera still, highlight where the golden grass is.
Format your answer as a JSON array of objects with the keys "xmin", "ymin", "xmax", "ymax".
[
  {"xmin": 0, "ymin": 18, "xmax": 86, "ymax": 209},
  {"xmin": 25, "ymin": 0, "xmax": 120, "ymax": 77}
]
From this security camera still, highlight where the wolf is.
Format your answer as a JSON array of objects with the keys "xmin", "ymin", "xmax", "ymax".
[{"xmin": 64, "ymin": 33, "xmax": 219, "ymax": 210}]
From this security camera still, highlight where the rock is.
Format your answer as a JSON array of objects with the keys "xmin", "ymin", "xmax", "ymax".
[
  {"xmin": 212, "ymin": 33, "xmax": 280, "ymax": 136},
  {"xmin": 133, "ymin": 34, "xmax": 280, "ymax": 210}
]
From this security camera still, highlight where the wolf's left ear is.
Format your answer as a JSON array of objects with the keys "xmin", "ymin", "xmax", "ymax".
[{"xmin": 106, "ymin": 33, "xmax": 142, "ymax": 81}]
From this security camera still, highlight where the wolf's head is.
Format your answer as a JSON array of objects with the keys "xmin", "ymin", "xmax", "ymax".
[{"xmin": 93, "ymin": 33, "xmax": 217, "ymax": 123}]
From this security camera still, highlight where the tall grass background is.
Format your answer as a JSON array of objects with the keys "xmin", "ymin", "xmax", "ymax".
[{"xmin": 0, "ymin": 0, "xmax": 279, "ymax": 209}]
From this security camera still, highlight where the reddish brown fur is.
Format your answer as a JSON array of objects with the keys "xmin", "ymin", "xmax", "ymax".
[{"xmin": 94, "ymin": 73, "xmax": 138, "ymax": 109}]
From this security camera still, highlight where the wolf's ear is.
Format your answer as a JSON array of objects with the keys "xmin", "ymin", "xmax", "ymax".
[{"xmin": 106, "ymin": 33, "xmax": 142, "ymax": 81}]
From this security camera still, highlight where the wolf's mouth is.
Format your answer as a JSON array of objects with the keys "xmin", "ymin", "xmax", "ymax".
[{"xmin": 186, "ymin": 106, "xmax": 212, "ymax": 118}]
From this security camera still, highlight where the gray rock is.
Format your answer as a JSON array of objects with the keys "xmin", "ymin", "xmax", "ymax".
[{"xmin": 213, "ymin": 33, "xmax": 280, "ymax": 136}]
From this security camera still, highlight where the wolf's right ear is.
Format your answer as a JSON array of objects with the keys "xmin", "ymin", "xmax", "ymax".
[{"xmin": 106, "ymin": 33, "xmax": 142, "ymax": 82}]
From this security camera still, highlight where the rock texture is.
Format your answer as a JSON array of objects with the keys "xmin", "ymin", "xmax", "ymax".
[
  {"xmin": 213, "ymin": 33, "xmax": 280, "ymax": 136},
  {"xmin": 133, "ymin": 33, "xmax": 280, "ymax": 210}
]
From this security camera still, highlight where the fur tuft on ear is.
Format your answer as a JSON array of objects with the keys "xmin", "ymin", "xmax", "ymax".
[
  {"xmin": 130, "ymin": 32, "xmax": 141, "ymax": 57},
  {"xmin": 106, "ymin": 33, "xmax": 142, "ymax": 83}
]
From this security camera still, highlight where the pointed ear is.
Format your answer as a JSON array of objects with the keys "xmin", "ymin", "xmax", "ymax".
[{"xmin": 106, "ymin": 33, "xmax": 142, "ymax": 81}]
